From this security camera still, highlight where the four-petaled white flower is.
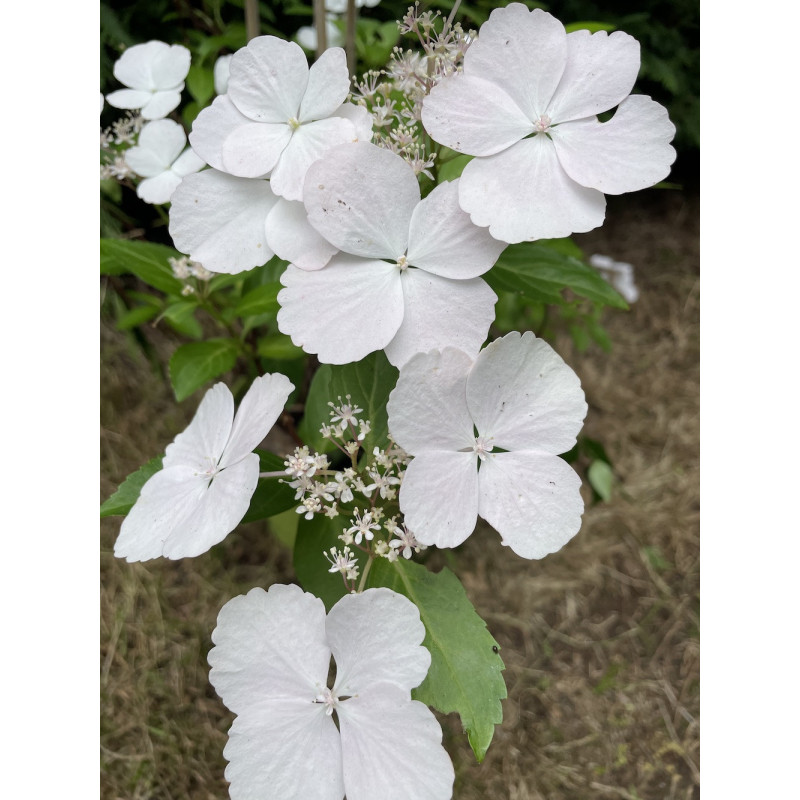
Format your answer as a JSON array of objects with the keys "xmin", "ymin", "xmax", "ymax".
[
  {"xmin": 189, "ymin": 36, "xmax": 366, "ymax": 201},
  {"xmin": 105, "ymin": 41, "xmax": 191, "ymax": 120},
  {"xmin": 277, "ymin": 141, "xmax": 506, "ymax": 367},
  {"xmin": 590, "ymin": 254, "xmax": 639, "ymax": 304},
  {"xmin": 124, "ymin": 119, "xmax": 205, "ymax": 204},
  {"xmin": 115, "ymin": 373, "xmax": 293, "ymax": 561},
  {"xmin": 387, "ymin": 331, "xmax": 588, "ymax": 558},
  {"xmin": 208, "ymin": 584, "xmax": 454, "ymax": 800},
  {"xmin": 421, "ymin": 4, "xmax": 676, "ymax": 243}
]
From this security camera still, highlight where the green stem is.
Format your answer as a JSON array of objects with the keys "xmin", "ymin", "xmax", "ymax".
[
  {"xmin": 357, "ymin": 555, "xmax": 374, "ymax": 592},
  {"xmin": 244, "ymin": 0, "xmax": 260, "ymax": 42}
]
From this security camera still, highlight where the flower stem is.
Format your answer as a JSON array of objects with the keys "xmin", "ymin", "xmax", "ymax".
[
  {"xmin": 244, "ymin": 0, "xmax": 259, "ymax": 42},
  {"xmin": 357, "ymin": 555, "xmax": 374, "ymax": 593}
]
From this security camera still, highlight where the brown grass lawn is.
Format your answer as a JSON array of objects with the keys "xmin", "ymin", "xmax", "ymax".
[{"xmin": 101, "ymin": 190, "xmax": 699, "ymax": 800}]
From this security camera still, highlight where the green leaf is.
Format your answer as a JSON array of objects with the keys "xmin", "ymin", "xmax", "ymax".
[
  {"xmin": 100, "ymin": 455, "xmax": 163, "ymax": 517},
  {"xmin": 438, "ymin": 154, "xmax": 473, "ymax": 183},
  {"xmin": 298, "ymin": 352, "xmax": 398, "ymax": 455},
  {"xmin": 293, "ymin": 514, "xmax": 368, "ymax": 610},
  {"xmin": 162, "ymin": 300, "xmax": 203, "ymax": 339},
  {"xmin": 240, "ymin": 450, "xmax": 298, "ymax": 523},
  {"xmin": 186, "ymin": 63, "xmax": 215, "ymax": 106},
  {"xmin": 234, "ymin": 282, "xmax": 281, "ymax": 318},
  {"xmin": 588, "ymin": 460, "xmax": 614, "ymax": 502},
  {"xmin": 169, "ymin": 338, "xmax": 239, "ymax": 401},
  {"xmin": 565, "ymin": 20, "xmax": 617, "ymax": 33},
  {"xmin": 100, "ymin": 238, "xmax": 185, "ymax": 296},
  {"xmin": 116, "ymin": 304, "xmax": 159, "ymax": 330},
  {"xmin": 368, "ymin": 559, "xmax": 506, "ymax": 762},
  {"xmin": 486, "ymin": 242, "xmax": 628, "ymax": 309},
  {"xmin": 257, "ymin": 334, "xmax": 304, "ymax": 360}
]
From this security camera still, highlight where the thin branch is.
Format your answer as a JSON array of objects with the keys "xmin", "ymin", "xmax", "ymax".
[
  {"xmin": 244, "ymin": 0, "xmax": 260, "ymax": 42},
  {"xmin": 345, "ymin": 0, "xmax": 357, "ymax": 77},
  {"xmin": 313, "ymin": 0, "xmax": 328, "ymax": 58}
]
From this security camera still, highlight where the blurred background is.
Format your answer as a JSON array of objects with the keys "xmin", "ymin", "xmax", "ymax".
[{"xmin": 100, "ymin": 2, "xmax": 699, "ymax": 797}]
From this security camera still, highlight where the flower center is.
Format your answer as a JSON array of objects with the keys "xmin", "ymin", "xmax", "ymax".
[
  {"xmin": 396, "ymin": 254, "xmax": 409, "ymax": 271},
  {"xmin": 287, "ymin": 117, "xmax": 301, "ymax": 131},
  {"xmin": 472, "ymin": 436, "xmax": 494, "ymax": 461},
  {"xmin": 534, "ymin": 114, "xmax": 552, "ymax": 133},
  {"xmin": 314, "ymin": 687, "xmax": 340, "ymax": 716}
]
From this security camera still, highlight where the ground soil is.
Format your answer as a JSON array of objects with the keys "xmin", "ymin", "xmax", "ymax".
[{"xmin": 100, "ymin": 188, "xmax": 699, "ymax": 800}]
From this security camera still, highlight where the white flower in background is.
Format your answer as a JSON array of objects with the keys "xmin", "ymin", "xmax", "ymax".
[
  {"xmin": 277, "ymin": 142, "xmax": 506, "ymax": 367},
  {"xmin": 209, "ymin": 584, "xmax": 454, "ymax": 800},
  {"xmin": 325, "ymin": 0, "xmax": 381, "ymax": 11},
  {"xmin": 124, "ymin": 119, "xmax": 205, "ymax": 204},
  {"xmin": 422, "ymin": 4, "xmax": 676, "ymax": 243},
  {"xmin": 213, "ymin": 54, "xmax": 233, "ymax": 95},
  {"xmin": 589, "ymin": 254, "xmax": 639, "ymax": 303},
  {"xmin": 189, "ymin": 36, "xmax": 363, "ymax": 200},
  {"xmin": 105, "ymin": 41, "xmax": 191, "ymax": 120},
  {"xmin": 387, "ymin": 332, "xmax": 588, "ymax": 559},
  {"xmin": 114, "ymin": 373, "xmax": 294, "ymax": 561},
  {"xmin": 296, "ymin": 16, "xmax": 344, "ymax": 51}
]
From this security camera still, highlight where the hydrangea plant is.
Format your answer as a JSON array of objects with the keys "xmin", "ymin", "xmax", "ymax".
[{"xmin": 101, "ymin": 3, "xmax": 675, "ymax": 796}]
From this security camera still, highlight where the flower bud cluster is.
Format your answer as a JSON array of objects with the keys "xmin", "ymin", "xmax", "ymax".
[
  {"xmin": 168, "ymin": 255, "xmax": 215, "ymax": 295},
  {"xmin": 99, "ymin": 112, "xmax": 143, "ymax": 181},
  {"xmin": 350, "ymin": 3, "xmax": 475, "ymax": 179}
]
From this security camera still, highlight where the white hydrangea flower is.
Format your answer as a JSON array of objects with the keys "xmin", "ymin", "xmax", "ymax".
[
  {"xmin": 387, "ymin": 331, "xmax": 588, "ymax": 559},
  {"xmin": 421, "ymin": 4, "xmax": 676, "ymax": 243},
  {"xmin": 213, "ymin": 53, "xmax": 233, "ymax": 95},
  {"xmin": 296, "ymin": 16, "xmax": 344, "ymax": 51},
  {"xmin": 189, "ymin": 36, "xmax": 364, "ymax": 201},
  {"xmin": 589, "ymin": 254, "xmax": 639, "ymax": 303},
  {"xmin": 277, "ymin": 141, "xmax": 506, "ymax": 367},
  {"xmin": 124, "ymin": 119, "xmax": 205, "ymax": 204},
  {"xmin": 114, "ymin": 373, "xmax": 294, "ymax": 561},
  {"xmin": 208, "ymin": 584, "xmax": 454, "ymax": 800},
  {"xmin": 105, "ymin": 41, "xmax": 191, "ymax": 120}
]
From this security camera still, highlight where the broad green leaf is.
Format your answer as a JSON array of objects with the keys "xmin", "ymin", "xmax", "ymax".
[
  {"xmin": 100, "ymin": 455, "xmax": 163, "ymax": 517},
  {"xmin": 186, "ymin": 63, "xmax": 215, "ymax": 106},
  {"xmin": 257, "ymin": 334, "xmax": 304, "ymax": 360},
  {"xmin": 293, "ymin": 514, "xmax": 368, "ymax": 610},
  {"xmin": 116, "ymin": 304, "xmax": 159, "ymax": 330},
  {"xmin": 169, "ymin": 338, "xmax": 239, "ymax": 401},
  {"xmin": 486, "ymin": 242, "xmax": 628, "ymax": 309},
  {"xmin": 162, "ymin": 300, "xmax": 203, "ymax": 339},
  {"xmin": 240, "ymin": 450, "xmax": 298, "ymax": 523},
  {"xmin": 234, "ymin": 282, "xmax": 281, "ymax": 318},
  {"xmin": 588, "ymin": 459, "xmax": 614, "ymax": 502},
  {"xmin": 100, "ymin": 238, "xmax": 185, "ymax": 296},
  {"xmin": 368, "ymin": 559, "xmax": 506, "ymax": 762},
  {"xmin": 298, "ymin": 352, "xmax": 398, "ymax": 455},
  {"xmin": 438, "ymin": 154, "xmax": 473, "ymax": 183}
]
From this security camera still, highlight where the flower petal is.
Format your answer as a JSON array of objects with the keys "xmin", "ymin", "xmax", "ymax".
[
  {"xmin": 332, "ymin": 102, "xmax": 373, "ymax": 141},
  {"xmin": 387, "ymin": 347, "xmax": 475, "ymax": 454},
  {"xmin": 220, "ymin": 373, "xmax": 294, "ymax": 468},
  {"xmin": 384, "ymin": 270, "xmax": 497, "ymax": 368},
  {"xmin": 303, "ymin": 142, "xmax": 418, "ymax": 258},
  {"xmin": 299, "ymin": 47, "xmax": 351, "ymax": 122},
  {"xmin": 222, "ymin": 121, "xmax": 292, "ymax": 178},
  {"xmin": 466, "ymin": 331, "xmax": 587, "ymax": 453},
  {"xmin": 162, "ymin": 454, "xmax": 259, "ymax": 558},
  {"xmin": 547, "ymin": 30, "xmax": 640, "ymax": 123},
  {"xmin": 113, "ymin": 466, "xmax": 209, "ymax": 562},
  {"xmin": 135, "ymin": 172, "xmax": 182, "ymax": 204},
  {"xmin": 228, "ymin": 36, "xmax": 309, "ymax": 122},
  {"xmin": 141, "ymin": 90, "xmax": 183, "ymax": 120},
  {"xmin": 104, "ymin": 88, "xmax": 153, "ymax": 111},
  {"xmin": 465, "ymin": 5, "xmax": 566, "ymax": 121},
  {"xmin": 209, "ymin": 584, "xmax": 331, "ymax": 711},
  {"xmin": 399, "ymin": 451, "xmax": 479, "ymax": 548},
  {"xmin": 406, "ymin": 179, "xmax": 506, "ymax": 278},
  {"xmin": 338, "ymin": 682, "xmax": 454, "ymax": 800},
  {"xmin": 125, "ymin": 119, "xmax": 187, "ymax": 177},
  {"xmin": 190, "ymin": 94, "xmax": 252, "ymax": 173},
  {"xmin": 265, "ymin": 198, "xmax": 338, "ymax": 270},
  {"xmin": 169, "ymin": 169, "xmax": 278, "ymax": 273},
  {"xmin": 269, "ymin": 116, "xmax": 356, "ymax": 201},
  {"xmin": 113, "ymin": 41, "xmax": 190, "ymax": 91},
  {"xmin": 223, "ymin": 700, "xmax": 343, "ymax": 800},
  {"xmin": 164, "ymin": 382, "xmax": 234, "ymax": 472},
  {"xmin": 459, "ymin": 136, "xmax": 606, "ymax": 243},
  {"xmin": 170, "ymin": 146, "xmax": 205, "ymax": 177},
  {"xmin": 552, "ymin": 95, "xmax": 677, "ymax": 195},
  {"xmin": 478, "ymin": 451, "xmax": 584, "ymax": 559},
  {"xmin": 421, "ymin": 74, "xmax": 533, "ymax": 157},
  {"xmin": 277, "ymin": 257, "xmax": 403, "ymax": 364},
  {"xmin": 327, "ymin": 589, "xmax": 430, "ymax": 697}
]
